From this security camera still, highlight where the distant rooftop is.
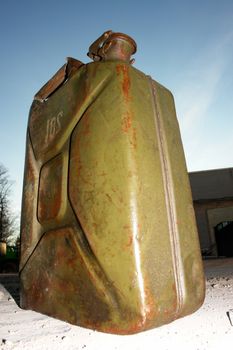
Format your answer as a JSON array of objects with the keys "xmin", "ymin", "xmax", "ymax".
[{"xmin": 189, "ymin": 167, "xmax": 233, "ymax": 201}]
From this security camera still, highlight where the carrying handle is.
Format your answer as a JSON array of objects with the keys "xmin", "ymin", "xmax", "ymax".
[{"xmin": 87, "ymin": 30, "xmax": 113, "ymax": 61}]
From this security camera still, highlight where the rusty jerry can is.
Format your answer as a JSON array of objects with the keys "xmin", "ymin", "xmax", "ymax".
[{"xmin": 20, "ymin": 31, "xmax": 205, "ymax": 334}]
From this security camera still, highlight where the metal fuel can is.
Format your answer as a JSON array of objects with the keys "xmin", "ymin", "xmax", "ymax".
[{"xmin": 20, "ymin": 31, "xmax": 205, "ymax": 334}]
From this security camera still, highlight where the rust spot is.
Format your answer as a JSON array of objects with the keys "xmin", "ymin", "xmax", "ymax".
[
  {"xmin": 116, "ymin": 64, "xmax": 122, "ymax": 76},
  {"xmin": 144, "ymin": 288, "xmax": 157, "ymax": 321},
  {"xmin": 120, "ymin": 318, "xmax": 146, "ymax": 335},
  {"xmin": 92, "ymin": 222, "xmax": 98, "ymax": 230},
  {"xmin": 126, "ymin": 236, "xmax": 133, "ymax": 247},
  {"xmin": 105, "ymin": 193, "xmax": 113, "ymax": 203},
  {"xmin": 122, "ymin": 111, "xmax": 132, "ymax": 133},
  {"xmin": 142, "ymin": 277, "xmax": 158, "ymax": 322},
  {"xmin": 121, "ymin": 110, "xmax": 137, "ymax": 150},
  {"xmin": 129, "ymin": 127, "xmax": 137, "ymax": 149},
  {"xmin": 99, "ymin": 171, "xmax": 107, "ymax": 176},
  {"xmin": 122, "ymin": 225, "xmax": 134, "ymax": 251},
  {"xmin": 100, "ymin": 317, "xmax": 146, "ymax": 335},
  {"xmin": 118, "ymin": 196, "xmax": 123, "ymax": 203},
  {"xmin": 172, "ymin": 282, "xmax": 177, "ymax": 294}
]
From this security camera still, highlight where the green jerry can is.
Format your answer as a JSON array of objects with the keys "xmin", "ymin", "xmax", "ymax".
[{"xmin": 20, "ymin": 31, "xmax": 205, "ymax": 334}]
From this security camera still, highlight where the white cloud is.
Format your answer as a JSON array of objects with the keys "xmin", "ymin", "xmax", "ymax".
[{"xmin": 174, "ymin": 30, "xmax": 233, "ymax": 170}]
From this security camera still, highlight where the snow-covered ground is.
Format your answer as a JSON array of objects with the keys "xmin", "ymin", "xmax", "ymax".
[{"xmin": 0, "ymin": 259, "xmax": 232, "ymax": 350}]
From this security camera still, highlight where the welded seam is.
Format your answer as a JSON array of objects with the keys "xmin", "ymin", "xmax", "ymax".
[{"xmin": 149, "ymin": 78, "xmax": 184, "ymax": 316}]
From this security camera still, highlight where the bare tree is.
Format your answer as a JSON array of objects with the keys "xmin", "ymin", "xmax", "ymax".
[{"xmin": 0, "ymin": 164, "xmax": 17, "ymax": 244}]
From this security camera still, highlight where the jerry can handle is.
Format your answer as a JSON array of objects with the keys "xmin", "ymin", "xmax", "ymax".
[{"xmin": 87, "ymin": 30, "xmax": 113, "ymax": 61}]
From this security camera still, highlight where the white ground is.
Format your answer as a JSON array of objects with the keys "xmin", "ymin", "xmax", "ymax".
[{"xmin": 0, "ymin": 259, "xmax": 233, "ymax": 350}]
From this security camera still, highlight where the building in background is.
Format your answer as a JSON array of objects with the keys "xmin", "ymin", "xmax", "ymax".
[{"xmin": 189, "ymin": 168, "xmax": 233, "ymax": 257}]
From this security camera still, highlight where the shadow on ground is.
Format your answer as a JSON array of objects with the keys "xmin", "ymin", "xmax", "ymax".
[{"xmin": 0, "ymin": 274, "xmax": 20, "ymax": 305}]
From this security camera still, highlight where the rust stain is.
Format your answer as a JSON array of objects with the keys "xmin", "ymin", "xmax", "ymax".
[
  {"xmin": 142, "ymin": 276, "xmax": 157, "ymax": 322},
  {"xmin": 123, "ymin": 225, "xmax": 134, "ymax": 251},
  {"xmin": 99, "ymin": 171, "xmax": 107, "ymax": 176},
  {"xmin": 144, "ymin": 287, "xmax": 157, "ymax": 321},
  {"xmin": 118, "ymin": 196, "xmax": 123, "ymax": 203},
  {"xmin": 92, "ymin": 222, "xmax": 98, "ymax": 230},
  {"xmin": 111, "ymin": 187, "xmax": 123, "ymax": 204},
  {"xmin": 121, "ymin": 111, "xmax": 132, "ymax": 133},
  {"xmin": 115, "ymin": 63, "xmax": 138, "ymax": 149},
  {"xmin": 119, "ymin": 99, "xmax": 137, "ymax": 150},
  {"xmin": 116, "ymin": 64, "xmax": 122, "ymax": 76},
  {"xmin": 129, "ymin": 126, "xmax": 137, "ymax": 149},
  {"xmin": 83, "ymin": 114, "xmax": 90, "ymax": 136},
  {"xmin": 123, "ymin": 224, "xmax": 131, "ymax": 230},
  {"xmin": 100, "ymin": 317, "xmax": 146, "ymax": 335},
  {"xmin": 105, "ymin": 193, "xmax": 113, "ymax": 203},
  {"xmin": 116, "ymin": 64, "xmax": 131, "ymax": 102},
  {"xmin": 160, "ymin": 284, "xmax": 178, "ymax": 316},
  {"xmin": 122, "ymin": 67, "xmax": 130, "ymax": 102},
  {"xmin": 126, "ymin": 236, "xmax": 133, "ymax": 247}
]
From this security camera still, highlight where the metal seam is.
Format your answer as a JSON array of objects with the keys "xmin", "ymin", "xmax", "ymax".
[{"xmin": 149, "ymin": 78, "xmax": 183, "ymax": 316}]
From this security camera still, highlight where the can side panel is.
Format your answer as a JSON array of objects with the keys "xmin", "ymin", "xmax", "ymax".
[
  {"xmin": 69, "ymin": 62, "xmax": 179, "ymax": 331},
  {"xmin": 153, "ymin": 82, "xmax": 205, "ymax": 316},
  {"xmin": 69, "ymin": 63, "xmax": 144, "ymax": 318},
  {"xmin": 20, "ymin": 132, "xmax": 41, "ymax": 270},
  {"xmin": 125, "ymin": 67, "xmax": 181, "ymax": 327}
]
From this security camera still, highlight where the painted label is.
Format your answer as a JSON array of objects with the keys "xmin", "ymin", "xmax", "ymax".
[{"xmin": 45, "ymin": 111, "xmax": 64, "ymax": 144}]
